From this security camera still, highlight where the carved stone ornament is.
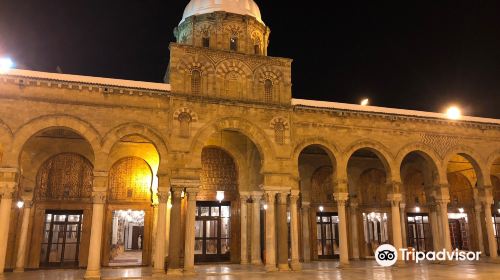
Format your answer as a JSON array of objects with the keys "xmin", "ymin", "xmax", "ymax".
[{"xmin": 92, "ymin": 192, "xmax": 107, "ymax": 204}]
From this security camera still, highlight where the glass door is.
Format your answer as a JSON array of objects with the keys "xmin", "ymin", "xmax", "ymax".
[
  {"xmin": 40, "ymin": 210, "xmax": 83, "ymax": 268},
  {"xmin": 316, "ymin": 212, "xmax": 339, "ymax": 259},
  {"xmin": 407, "ymin": 214, "xmax": 432, "ymax": 252},
  {"xmin": 194, "ymin": 202, "xmax": 231, "ymax": 262},
  {"xmin": 494, "ymin": 213, "xmax": 500, "ymax": 254}
]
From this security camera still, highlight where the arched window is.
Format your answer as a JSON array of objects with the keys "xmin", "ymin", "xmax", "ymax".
[
  {"xmin": 191, "ymin": 69, "xmax": 201, "ymax": 94},
  {"xmin": 230, "ymin": 37, "xmax": 238, "ymax": 51},
  {"xmin": 203, "ymin": 37, "xmax": 210, "ymax": 48},
  {"xmin": 178, "ymin": 112, "xmax": 192, "ymax": 138},
  {"xmin": 264, "ymin": 79, "xmax": 273, "ymax": 102},
  {"xmin": 274, "ymin": 122, "xmax": 285, "ymax": 145}
]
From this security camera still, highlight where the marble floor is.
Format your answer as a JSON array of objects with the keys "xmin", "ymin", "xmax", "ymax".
[{"xmin": 2, "ymin": 260, "xmax": 500, "ymax": 279}]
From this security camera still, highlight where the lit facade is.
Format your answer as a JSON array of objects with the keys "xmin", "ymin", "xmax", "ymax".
[{"xmin": 0, "ymin": 0, "xmax": 499, "ymax": 278}]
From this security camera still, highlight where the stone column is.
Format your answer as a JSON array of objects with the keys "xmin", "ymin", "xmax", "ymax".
[
  {"xmin": 436, "ymin": 199, "xmax": 452, "ymax": 252},
  {"xmin": 474, "ymin": 204, "xmax": 485, "ymax": 253},
  {"xmin": 301, "ymin": 202, "xmax": 311, "ymax": 263},
  {"xmin": 14, "ymin": 200, "xmax": 33, "ymax": 272},
  {"xmin": 429, "ymin": 204, "xmax": 441, "ymax": 251},
  {"xmin": 167, "ymin": 187, "xmax": 183, "ymax": 274},
  {"xmin": 153, "ymin": 191, "xmax": 169, "ymax": 276},
  {"xmin": 399, "ymin": 203, "xmax": 407, "ymax": 248},
  {"xmin": 0, "ymin": 190, "xmax": 14, "ymax": 276},
  {"xmin": 277, "ymin": 192, "xmax": 289, "ymax": 271},
  {"xmin": 0, "ymin": 168, "xmax": 18, "ymax": 277},
  {"xmin": 483, "ymin": 198, "xmax": 498, "ymax": 258},
  {"xmin": 151, "ymin": 204, "xmax": 158, "ymax": 264},
  {"xmin": 251, "ymin": 192, "xmax": 262, "ymax": 265},
  {"xmin": 165, "ymin": 197, "xmax": 172, "ymax": 257},
  {"xmin": 264, "ymin": 191, "xmax": 277, "ymax": 271},
  {"xmin": 289, "ymin": 191, "xmax": 301, "ymax": 270},
  {"xmin": 349, "ymin": 201, "xmax": 360, "ymax": 259},
  {"xmin": 84, "ymin": 191, "xmax": 106, "ymax": 279},
  {"xmin": 183, "ymin": 189, "xmax": 198, "ymax": 273},
  {"xmin": 388, "ymin": 193, "xmax": 403, "ymax": 261},
  {"xmin": 240, "ymin": 194, "xmax": 250, "ymax": 264},
  {"xmin": 335, "ymin": 193, "xmax": 349, "ymax": 266}
]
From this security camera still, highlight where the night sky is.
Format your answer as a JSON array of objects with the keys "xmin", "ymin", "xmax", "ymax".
[{"xmin": 0, "ymin": 0, "xmax": 499, "ymax": 118}]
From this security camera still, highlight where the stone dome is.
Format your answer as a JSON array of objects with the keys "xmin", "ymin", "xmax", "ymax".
[{"xmin": 181, "ymin": 0, "xmax": 263, "ymax": 24}]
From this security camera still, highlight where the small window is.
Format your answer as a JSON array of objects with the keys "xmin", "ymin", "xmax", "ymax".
[
  {"xmin": 264, "ymin": 79, "xmax": 273, "ymax": 102},
  {"xmin": 230, "ymin": 37, "xmax": 238, "ymax": 51},
  {"xmin": 254, "ymin": 44, "xmax": 261, "ymax": 55},
  {"xmin": 274, "ymin": 123, "xmax": 285, "ymax": 145},
  {"xmin": 191, "ymin": 70, "xmax": 201, "ymax": 94},
  {"xmin": 203, "ymin": 37, "xmax": 210, "ymax": 48}
]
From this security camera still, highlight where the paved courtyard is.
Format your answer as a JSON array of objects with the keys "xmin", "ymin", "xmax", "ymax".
[{"xmin": 2, "ymin": 260, "xmax": 500, "ymax": 280}]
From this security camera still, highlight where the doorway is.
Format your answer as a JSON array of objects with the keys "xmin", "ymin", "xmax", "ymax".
[
  {"xmin": 40, "ymin": 210, "xmax": 83, "ymax": 268},
  {"xmin": 316, "ymin": 212, "xmax": 339, "ymax": 258},
  {"xmin": 494, "ymin": 213, "xmax": 500, "ymax": 254},
  {"xmin": 407, "ymin": 214, "xmax": 432, "ymax": 252},
  {"xmin": 195, "ymin": 201, "xmax": 231, "ymax": 262},
  {"xmin": 109, "ymin": 210, "xmax": 145, "ymax": 266},
  {"xmin": 448, "ymin": 212, "xmax": 469, "ymax": 251}
]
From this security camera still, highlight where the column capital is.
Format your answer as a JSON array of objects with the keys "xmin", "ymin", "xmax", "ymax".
[
  {"xmin": 334, "ymin": 192, "xmax": 349, "ymax": 202},
  {"xmin": 91, "ymin": 191, "xmax": 107, "ymax": 204},
  {"xmin": 290, "ymin": 194, "xmax": 300, "ymax": 204},
  {"xmin": 277, "ymin": 191, "xmax": 288, "ymax": 204},
  {"xmin": 264, "ymin": 191, "xmax": 277, "ymax": 203},
  {"xmin": 387, "ymin": 193, "xmax": 403, "ymax": 203},
  {"xmin": 435, "ymin": 198, "xmax": 450, "ymax": 205},
  {"xmin": 185, "ymin": 188, "xmax": 199, "ymax": 201},
  {"xmin": 157, "ymin": 191, "xmax": 170, "ymax": 203},
  {"xmin": 251, "ymin": 191, "xmax": 263, "ymax": 200},
  {"xmin": 474, "ymin": 204, "xmax": 483, "ymax": 212}
]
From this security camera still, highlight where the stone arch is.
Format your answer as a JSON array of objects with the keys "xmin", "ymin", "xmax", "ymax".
[
  {"xmin": 0, "ymin": 119, "xmax": 13, "ymax": 153},
  {"xmin": 216, "ymin": 59, "xmax": 252, "ymax": 79},
  {"xmin": 292, "ymin": 137, "xmax": 340, "ymax": 174},
  {"xmin": 254, "ymin": 65, "xmax": 283, "ymax": 84},
  {"xmin": 5, "ymin": 115, "xmax": 101, "ymax": 167},
  {"xmin": 395, "ymin": 142, "xmax": 444, "ymax": 184},
  {"xmin": 176, "ymin": 54, "xmax": 215, "ymax": 75},
  {"xmin": 190, "ymin": 117, "xmax": 274, "ymax": 172},
  {"xmin": 443, "ymin": 145, "xmax": 486, "ymax": 187},
  {"xmin": 101, "ymin": 123, "xmax": 169, "ymax": 171},
  {"xmin": 486, "ymin": 149, "xmax": 500, "ymax": 182},
  {"xmin": 343, "ymin": 139, "xmax": 395, "ymax": 182}
]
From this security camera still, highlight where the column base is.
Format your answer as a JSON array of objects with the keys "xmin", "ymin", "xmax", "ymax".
[
  {"xmin": 84, "ymin": 269, "xmax": 101, "ymax": 279},
  {"xmin": 183, "ymin": 267, "xmax": 196, "ymax": 275},
  {"xmin": 486, "ymin": 257, "xmax": 500, "ymax": 264},
  {"xmin": 152, "ymin": 269, "xmax": 166, "ymax": 279},
  {"xmin": 337, "ymin": 262, "xmax": 351, "ymax": 269},
  {"xmin": 278, "ymin": 263, "xmax": 290, "ymax": 271},
  {"xmin": 251, "ymin": 260, "xmax": 262, "ymax": 265},
  {"xmin": 240, "ymin": 260, "xmax": 249, "ymax": 265},
  {"xmin": 167, "ymin": 268, "xmax": 184, "ymax": 276},
  {"xmin": 265, "ymin": 264, "xmax": 278, "ymax": 272},
  {"xmin": 13, "ymin": 268, "xmax": 24, "ymax": 273},
  {"xmin": 290, "ymin": 262, "xmax": 302, "ymax": 271}
]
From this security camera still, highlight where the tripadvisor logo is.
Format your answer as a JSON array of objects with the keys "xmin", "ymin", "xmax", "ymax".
[{"xmin": 375, "ymin": 244, "xmax": 482, "ymax": 267}]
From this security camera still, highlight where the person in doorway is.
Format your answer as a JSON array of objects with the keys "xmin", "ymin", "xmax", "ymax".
[{"xmin": 137, "ymin": 235, "xmax": 142, "ymax": 250}]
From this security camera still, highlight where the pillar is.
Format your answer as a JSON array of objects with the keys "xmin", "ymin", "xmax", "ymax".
[
  {"xmin": 167, "ymin": 188, "xmax": 183, "ymax": 274},
  {"xmin": 84, "ymin": 191, "xmax": 106, "ymax": 279},
  {"xmin": 183, "ymin": 189, "xmax": 198, "ymax": 273},
  {"xmin": 151, "ymin": 204, "xmax": 158, "ymax": 264},
  {"xmin": 436, "ymin": 199, "xmax": 452, "ymax": 252},
  {"xmin": 301, "ymin": 202, "xmax": 311, "ymax": 263},
  {"xmin": 289, "ymin": 191, "xmax": 301, "ymax": 270},
  {"xmin": 388, "ymin": 193, "xmax": 403, "ymax": 261},
  {"xmin": 277, "ymin": 192, "xmax": 289, "ymax": 271},
  {"xmin": 349, "ymin": 201, "xmax": 360, "ymax": 259},
  {"xmin": 0, "ymin": 168, "xmax": 18, "ymax": 277},
  {"xmin": 429, "ymin": 204, "xmax": 441, "ymax": 251},
  {"xmin": 483, "ymin": 198, "xmax": 498, "ymax": 258},
  {"xmin": 153, "ymin": 191, "xmax": 169, "ymax": 276},
  {"xmin": 399, "ymin": 203, "xmax": 407, "ymax": 248},
  {"xmin": 335, "ymin": 192, "xmax": 349, "ymax": 266},
  {"xmin": 165, "ymin": 196, "xmax": 171, "ymax": 257},
  {"xmin": 264, "ymin": 191, "xmax": 277, "ymax": 271},
  {"xmin": 474, "ymin": 204, "xmax": 485, "ymax": 253},
  {"xmin": 0, "ymin": 190, "xmax": 14, "ymax": 276},
  {"xmin": 251, "ymin": 192, "xmax": 262, "ymax": 265},
  {"xmin": 14, "ymin": 200, "xmax": 33, "ymax": 272},
  {"xmin": 240, "ymin": 194, "xmax": 249, "ymax": 264}
]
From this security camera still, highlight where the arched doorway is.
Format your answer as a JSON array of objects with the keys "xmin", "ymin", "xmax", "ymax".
[
  {"xmin": 103, "ymin": 156, "xmax": 154, "ymax": 267},
  {"xmin": 347, "ymin": 148, "xmax": 391, "ymax": 258},
  {"xmin": 297, "ymin": 145, "xmax": 337, "ymax": 260},
  {"xmin": 196, "ymin": 147, "xmax": 238, "ymax": 262}
]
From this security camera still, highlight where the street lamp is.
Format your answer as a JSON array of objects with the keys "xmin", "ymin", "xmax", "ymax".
[
  {"xmin": 0, "ymin": 57, "xmax": 14, "ymax": 74},
  {"xmin": 216, "ymin": 191, "xmax": 224, "ymax": 203},
  {"xmin": 16, "ymin": 200, "xmax": 24, "ymax": 209},
  {"xmin": 319, "ymin": 206, "xmax": 324, "ymax": 212},
  {"xmin": 446, "ymin": 106, "xmax": 462, "ymax": 120}
]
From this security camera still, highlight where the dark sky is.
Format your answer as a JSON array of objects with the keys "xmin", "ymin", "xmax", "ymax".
[{"xmin": 1, "ymin": 0, "xmax": 499, "ymax": 118}]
